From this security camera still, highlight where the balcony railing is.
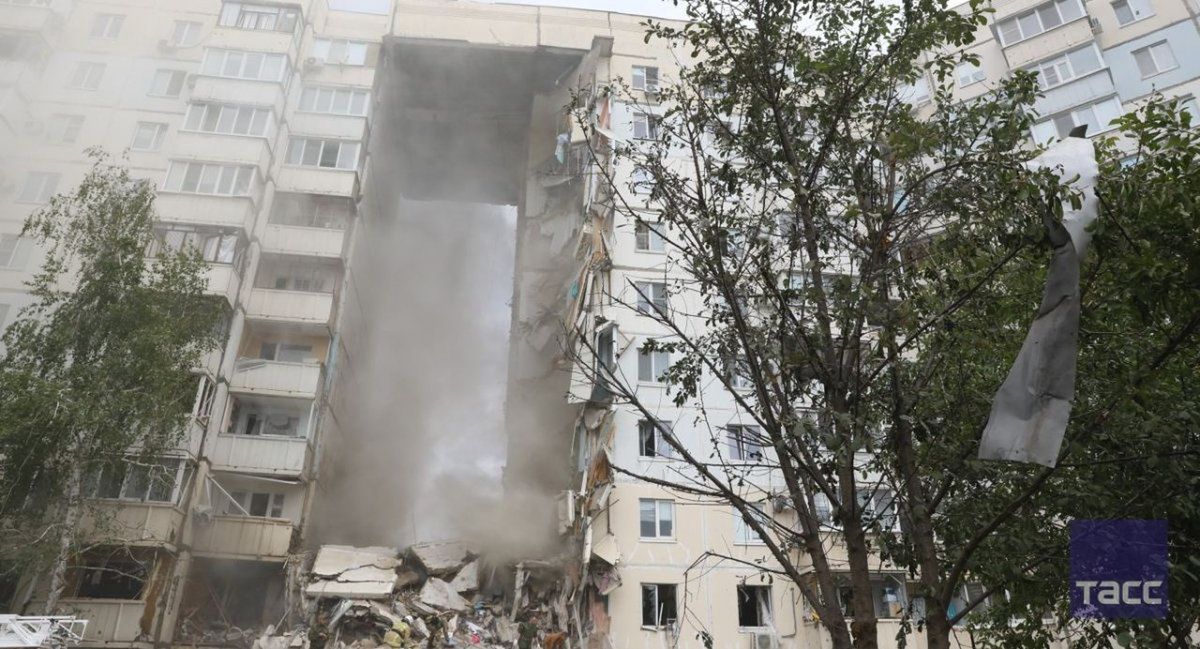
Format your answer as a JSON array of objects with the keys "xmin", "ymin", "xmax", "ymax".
[
  {"xmin": 229, "ymin": 359, "xmax": 322, "ymax": 398},
  {"xmin": 191, "ymin": 515, "xmax": 294, "ymax": 560},
  {"xmin": 262, "ymin": 224, "xmax": 345, "ymax": 258},
  {"xmin": 245, "ymin": 288, "xmax": 334, "ymax": 327},
  {"xmin": 274, "ymin": 166, "xmax": 358, "ymax": 198},
  {"xmin": 155, "ymin": 193, "xmax": 257, "ymax": 232},
  {"xmin": 59, "ymin": 599, "xmax": 146, "ymax": 645},
  {"xmin": 1003, "ymin": 18, "xmax": 1094, "ymax": 68},
  {"xmin": 174, "ymin": 131, "xmax": 273, "ymax": 173},
  {"xmin": 190, "ymin": 75, "xmax": 288, "ymax": 115},
  {"xmin": 204, "ymin": 264, "xmax": 241, "ymax": 305},
  {"xmin": 79, "ymin": 501, "xmax": 185, "ymax": 548},
  {"xmin": 208, "ymin": 433, "xmax": 311, "ymax": 476}
]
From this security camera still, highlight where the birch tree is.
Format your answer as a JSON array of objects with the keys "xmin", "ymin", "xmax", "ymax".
[
  {"xmin": 567, "ymin": 0, "xmax": 1200, "ymax": 647},
  {"xmin": 0, "ymin": 150, "xmax": 224, "ymax": 612}
]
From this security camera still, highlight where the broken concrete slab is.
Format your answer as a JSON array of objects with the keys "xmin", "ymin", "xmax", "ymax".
[
  {"xmin": 408, "ymin": 541, "xmax": 469, "ymax": 576},
  {"xmin": 417, "ymin": 577, "xmax": 469, "ymax": 612},
  {"xmin": 448, "ymin": 559, "xmax": 479, "ymax": 594},
  {"xmin": 311, "ymin": 545, "xmax": 400, "ymax": 577},
  {"xmin": 307, "ymin": 545, "xmax": 400, "ymax": 599},
  {"xmin": 306, "ymin": 578, "xmax": 397, "ymax": 600}
]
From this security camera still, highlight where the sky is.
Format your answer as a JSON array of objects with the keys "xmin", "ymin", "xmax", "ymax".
[{"xmin": 492, "ymin": 0, "xmax": 689, "ymax": 19}]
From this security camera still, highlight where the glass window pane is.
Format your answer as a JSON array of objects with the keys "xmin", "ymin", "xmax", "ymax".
[
  {"xmin": 331, "ymin": 89, "xmax": 351, "ymax": 114},
  {"xmin": 217, "ymin": 166, "xmax": 236, "ymax": 195},
  {"xmin": 1153, "ymin": 43, "xmax": 1177, "ymax": 71},
  {"xmin": 182, "ymin": 163, "xmax": 202, "ymax": 192},
  {"xmin": 1057, "ymin": 0, "xmax": 1083, "ymax": 21},
  {"xmin": 287, "ymin": 138, "xmax": 304, "ymax": 165},
  {"xmin": 185, "ymin": 104, "xmax": 204, "ymax": 130},
  {"xmin": 164, "ymin": 162, "xmax": 184, "ymax": 190},
  {"xmin": 233, "ymin": 107, "xmax": 253, "ymax": 134},
  {"xmin": 203, "ymin": 50, "xmax": 223, "ymax": 75},
  {"xmin": 1038, "ymin": 5, "xmax": 1062, "ymax": 29},
  {"xmin": 1018, "ymin": 13, "xmax": 1041, "ymax": 39},
  {"xmin": 198, "ymin": 164, "xmax": 220, "ymax": 194},
  {"xmin": 302, "ymin": 139, "xmax": 322, "ymax": 166},
  {"xmin": 234, "ymin": 167, "xmax": 253, "ymax": 195},
  {"xmin": 350, "ymin": 91, "xmax": 367, "ymax": 115},
  {"xmin": 216, "ymin": 105, "xmax": 237, "ymax": 133},
  {"xmin": 337, "ymin": 142, "xmax": 358, "ymax": 169},
  {"xmin": 639, "ymin": 500, "xmax": 656, "ymax": 537},
  {"xmin": 657, "ymin": 501, "xmax": 673, "ymax": 536},
  {"xmin": 300, "ymin": 87, "xmax": 316, "ymax": 111},
  {"xmin": 1113, "ymin": 0, "xmax": 1134, "ymax": 23},
  {"xmin": 319, "ymin": 141, "xmax": 339, "ymax": 167},
  {"xmin": 250, "ymin": 109, "xmax": 269, "ymax": 136},
  {"xmin": 1067, "ymin": 46, "xmax": 1100, "ymax": 76},
  {"xmin": 223, "ymin": 51, "xmax": 243, "ymax": 77},
  {"xmin": 315, "ymin": 88, "xmax": 333, "ymax": 112}
]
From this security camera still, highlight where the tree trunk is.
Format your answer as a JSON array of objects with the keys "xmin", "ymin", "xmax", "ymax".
[
  {"xmin": 923, "ymin": 606, "xmax": 952, "ymax": 649},
  {"xmin": 43, "ymin": 462, "xmax": 84, "ymax": 613}
]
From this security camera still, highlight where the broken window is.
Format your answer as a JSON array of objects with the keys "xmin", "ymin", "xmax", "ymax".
[
  {"xmin": 726, "ymin": 356, "xmax": 753, "ymax": 390},
  {"xmin": 640, "ymin": 583, "xmax": 677, "ymax": 627},
  {"xmin": 194, "ymin": 376, "xmax": 218, "ymax": 423},
  {"xmin": 856, "ymin": 487, "xmax": 898, "ymax": 530},
  {"xmin": 218, "ymin": 2, "xmax": 299, "ymax": 33},
  {"xmin": 73, "ymin": 548, "xmax": 152, "ymax": 600},
  {"xmin": 228, "ymin": 399, "xmax": 309, "ymax": 438},
  {"xmin": 269, "ymin": 193, "xmax": 353, "ymax": 229},
  {"xmin": 148, "ymin": 226, "xmax": 241, "ymax": 264},
  {"xmin": 85, "ymin": 458, "xmax": 187, "ymax": 504},
  {"xmin": 225, "ymin": 491, "xmax": 285, "ymax": 518},
  {"xmin": 638, "ymin": 499, "xmax": 674, "ymax": 539},
  {"xmin": 733, "ymin": 503, "xmax": 769, "ymax": 544},
  {"xmin": 838, "ymin": 574, "xmax": 907, "ymax": 619},
  {"xmin": 631, "ymin": 65, "xmax": 659, "ymax": 91},
  {"xmin": 630, "ymin": 166, "xmax": 654, "ymax": 195},
  {"xmin": 634, "ymin": 220, "xmax": 665, "ymax": 252},
  {"xmin": 634, "ymin": 281, "xmax": 668, "ymax": 315},
  {"xmin": 737, "ymin": 585, "xmax": 772, "ymax": 628},
  {"xmin": 726, "ymin": 424, "xmax": 763, "ymax": 462},
  {"xmin": 637, "ymin": 345, "xmax": 669, "ymax": 383},
  {"xmin": 259, "ymin": 342, "xmax": 315, "ymax": 363},
  {"xmin": 287, "ymin": 137, "xmax": 361, "ymax": 171},
  {"xmin": 638, "ymin": 419, "xmax": 675, "ymax": 459},
  {"xmin": 631, "ymin": 112, "xmax": 660, "ymax": 140},
  {"xmin": 312, "ymin": 38, "xmax": 370, "ymax": 66}
]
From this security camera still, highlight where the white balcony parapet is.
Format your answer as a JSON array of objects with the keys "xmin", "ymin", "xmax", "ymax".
[
  {"xmin": 229, "ymin": 359, "xmax": 322, "ymax": 398},
  {"xmin": 245, "ymin": 288, "xmax": 334, "ymax": 327},
  {"xmin": 0, "ymin": 615, "xmax": 86, "ymax": 649},
  {"xmin": 81, "ymin": 502, "xmax": 186, "ymax": 548},
  {"xmin": 275, "ymin": 166, "xmax": 358, "ymax": 198},
  {"xmin": 204, "ymin": 264, "xmax": 241, "ymax": 305},
  {"xmin": 57, "ymin": 600, "xmax": 144, "ymax": 645},
  {"xmin": 262, "ymin": 224, "xmax": 345, "ymax": 258},
  {"xmin": 155, "ymin": 194, "xmax": 256, "ymax": 232},
  {"xmin": 190, "ymin": 76, "xmax": 288, "ymax": 115},
  {"xmin": 208, "ymin": 433, "xmax": 310, "ymax": 476},
  {"xmin": 191, "ymin": 515, "xmax": 294, "ymax": 560}
]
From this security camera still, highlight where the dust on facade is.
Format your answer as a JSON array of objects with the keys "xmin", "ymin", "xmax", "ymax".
[{"xmin": 0, "ymin": 0, "xmax": 1197, "ymax": 648}]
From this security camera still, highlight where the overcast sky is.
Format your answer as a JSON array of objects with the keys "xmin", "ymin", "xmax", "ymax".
[{"xmin": 493, "ymin": 0, "xmax": 689, "ymax": 19}]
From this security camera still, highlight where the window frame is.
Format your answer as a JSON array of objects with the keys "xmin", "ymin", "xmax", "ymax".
[
  {"xmin": 733, "ymin": 503, "xmax": 769, "ymax": 545},
  {"xmin": 1132, "ymin": 41, "xmax": 1178, "ymax": 79},
  {"xmin": 201, "ymin": 48, "xmax": 290, "ymax": 82},
  {"xmin": 17, "ymin": 171, "xmax": 60, "ymax": 204},
  {"xmin": 726, "ymin": 424, "xmax": 764, "ymax": 462},
  {"xmin": 634, "ymin": 220, "xmax": 666, "ymax": 252},
  {"xmin": 47, "ymin": 113, "xmax": 84, "ymax": 144},
  {"xmin": 637, "ymin": 345, "xmax": 670, "ymax": 383},
  {"xmin": 298, "ymin": 85, "xmax": 371, "ymax": 116},
  {"xmin": 637, "ymin": 419, "xmax": 676, "ymax": 459},
  {"xmin": 184, "ymin": 102, "xmax": 276, "ymax": 138},
  {"xmin": 130, "ymin": 122, "xmax": 168, "ymax": 152},
  {"xmin": 736, "ymin": 584, "xmax": 773, "ymax": 629},
  {"xmin": 631, "ymin": 65, "xmax": 659, "ymax": 92},
  {"xmin": 631, "ymin": 111, "xmax": 660, "ymax": 140},
  {"xmin": 286, "ymin": 137, "xmax": 361, "ymax": 171},
  {"xmin": 1111, "ymin": 0, "xmax": 1154, "ymax": 26},
  {"xmin": 68, "ymin": 62, "xmax": 105, "ymax": 91},
  {"xmin": 218, "ymin": 2, "xmax": 300, "ymax": 34},
  {"xmin": 996, "ymin": 0, "xmax": 1085, "ymax": 46},
  {"xmin": 634, "ymin": 280, "xmax": 668, "ymax": 315},
  {"xmin": 312, "ymin": 38, "xmax": 370, "ymax": 66},
  {"xmin": 90, "ymin": 13, "xmax": 124, "ymax": 39},
  {"xmin": 955, "ymin": 61, "xmax": 986, "ymax": 88},
  {"xmin": 638, "ymin": 498, "xmax": 675, "ymax": 540},
  {"xmin": 147, "ymin": 69, "xmax": 187, "ymax": 97},
  {"xmin": 162, "ymin": 161, "xmax": 259, "ymax": 197},
  {"xmin": 641, "ymin": 583, "xmax": 678, "ymax": 629},
  {"xmin": 171, "ymin": 20, "xmax": 204, "ymax": 47}
]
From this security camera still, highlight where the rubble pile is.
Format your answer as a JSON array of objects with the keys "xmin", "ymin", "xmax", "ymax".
[{"xmin": 254, "ymin": 542, "xmax": 578, "ymax": 649}]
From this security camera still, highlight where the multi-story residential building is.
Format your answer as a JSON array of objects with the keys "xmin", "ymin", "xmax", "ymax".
[{"xmin": 0, "ymin": 0, "xmax": 1195, "ymax": 648}]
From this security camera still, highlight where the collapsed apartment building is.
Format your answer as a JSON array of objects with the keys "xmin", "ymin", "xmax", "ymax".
[{"xmin": 2, "ymin": 0, "xmax": 1199, "ymax": 648}]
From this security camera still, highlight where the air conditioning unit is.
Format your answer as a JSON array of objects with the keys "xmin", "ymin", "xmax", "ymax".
[
  {"xmin": 305, "ymin": 56, "xmax": 324, "ymax": 71},
  {"xmin": 754, "ymin": 632, "xmax": 780, "ymax": 649}
]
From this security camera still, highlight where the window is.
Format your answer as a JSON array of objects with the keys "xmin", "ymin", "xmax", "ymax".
[
  {"xmin": 956, "ymin": 61, "xmax": 985, "ymax": 87},
  {"xmin": 286, "ymin": 137, "xmax": 361, "ymax": 170},
  {"xmin": 632, "ymin": 65, "xmax": 659, "ymax": 91},
  {"xmin": 996, "ymin": 0, "xmax": 1084, "ymax": 45},
  {"xmin": 259, "ymin": 341, "xmax": 314, "ymax": 362},
  {"xmin": 218, "ymin": 2, "xmax": 299, "ymax": 33},
  {"xmin": 898, "ymin": 77, "xmax": 930, "ymax": 104},
  {"xmin": 1132, "ymin": 41, "xmax": 1177, "ymax": 78},
  {"xmin": 737, "ymin": 585, "xmax": 772, "ymax": 628},
  {"xmin": 74, "ymin": 550, "xmax": 149, "ymax": 599},
  {"xmin": 225, "ymin": 491, "xmax": 286, "ymax": 517},
  {"xmin": 257, "ymin": 262, "xmax": 333, "ymax": 292},
  {"xmin": 641, "ymin": 584, "xmax": 677, "ymax": 628},
  {"xmin": 46, "ymin": 114, "xmax": 84, "ymax": 144},
  {"xmin": 632, "ymin": 112, "xmax": 660, "ymax": 140},
  {"xmin": 838, "ymin": 575, "xmax": 907, "ymax": 619},
  {"xmin": 90, "ymin": 13, "xmax": 124, "ymax": 39},
  {"xmin": 727, "ymin": 424, "xmax": 763, "ymax": 462},
  {"xmin": 184, "ymin": 103, "xmax": 275, "ymax": 137},
  {"xmin": 0, "ymin": 234, "xmax": 26, "ymax": 268},
  {"xmin": 18, "ymin": 171, "xmax": 59, "ymax": 203},
  {"xmin": 1031, "ymin": 96, "xmax": 1122, "ymax": 143},
  {"xmin": 148, "ymin": 227, "xmax": 240, "ymax": 264},
  {"xmin": 148, "ymin": 69, "xmax": 187, "ymax": 97},
  {"xmin": 1181, "ymin": 97, "xmax": 1199, "ymax": 120},
  {"xmin": 312, "ymin": 38, "xmax": 370, "ymax": 66},
  {"xmin": 1029, "ymin": 44, "xmax": 1102, "ymax": 89},
  {"xmin": 639, "ymin": 499, "xmax": 674, "ymax": 539},
  {"xmin": 630, "ymin": 166, "xmax": 654, "ymax": 195},
  {"xmin": 86, "ymin": 458, "xmax": 186, "ymax": 504},
  {"xmin": 170, "ymin": 20, "xmax": 203, "ymax": 47},
  {"xmin": 638, "ymin": 419, "xmax": 676, "ymax": 459},
  {"xmin": 68, "ymin": 62, "xmax": 105, "ymax": 90},
  {"xmin": 813, "ymin": 493, "xmax": 834, "ymax": 524},
  {"xmin": 638, "ymin": 345, "xmax": 670, "ymax": 383},
  {"xmin": 733, "ymin": 503, "xmax": 769, "ymax": 544},
  {"xmin": 269, "ymin": 193, "xmax": 352, "ymax": 229},
  {"xmin": 229, "ymin": 400, "xmax": 308, "ymax": 437},
  {"xmin": 857, "ymin": 487, "xmax": 898, "ymax": 530},
  {"xmin": 194, "ymin": 376, "xmax": 217, "ymax": 422},
  {"xmin": 131, "ymin": 122, "xmax": 167, "ymax": 151},
  {"xmin": 727, "ymin": 357, "xmax": 753, "ymax": 390},
  {"xmin": 202, "ymin": 48, "xmax": 289, "ymax": 82},
  {"xmin": 635, "ymin": 281, "xmax": 668, "ymax": 315},
  {"xmin": 1112, "ymin": 0, "xmax": 1153, "ymax": 25},
  {"xmin": 328, "ymin": 0, "xmax": 389, "ymax": 14},
  {"xmin": 635, "ymin": 221, "xmax": 665, "ymax": 252},
  {"xmin": 299, "ymin": 86, "xmax": 370, "ymax": 116},
  {"xmin": 163, "ymin": 161, "xmax": 257, "ymax": 197}
]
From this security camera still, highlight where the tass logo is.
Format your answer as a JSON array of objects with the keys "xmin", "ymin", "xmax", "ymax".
[{"xmin": 1070, "ymin": 520, "xmax": 1168, "ymax": 619}]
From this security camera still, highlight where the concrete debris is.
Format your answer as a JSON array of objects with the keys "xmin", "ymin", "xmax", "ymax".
[
  {"xmin": 448, "ymin": 560, "xmax": 480, "ymax": 594},
  {"xmin": 307, "ymin": 546, "xmax": 401, "ymax": 600},
  {"xmin": 407, "ymin": 541, "xmax": 470, "ymax": 576},
  {"xmin": 417, "ymin": 577, "xmax": 469, "ymax": 612}
]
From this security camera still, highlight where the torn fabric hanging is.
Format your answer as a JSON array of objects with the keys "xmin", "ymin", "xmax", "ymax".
[{"xmin": 978, "ymin": 132, "xmax": 1099, "ymax": 467}]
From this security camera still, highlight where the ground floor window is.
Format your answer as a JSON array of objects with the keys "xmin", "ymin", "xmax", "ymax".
[
  {"xmin": 737, "ymin": 584, "xmax": 773, "ymax": 628},
  {"xmin": 641, "ymin": 583, "xmax": 677, "ymax": 628}
]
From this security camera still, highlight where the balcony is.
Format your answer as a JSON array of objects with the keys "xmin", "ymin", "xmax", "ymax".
[
  {"xmin": 191, "ymin": 515, "xmax": 294, "ymax": 560},
  {"xmin": 0, "ymin": 2, "xmax": 59, "ymax": 33},
  {"xmin": 59, "ymin": 600, "xmax": 146, "ymax": 646},
  {"xmin": 275, "ymin": 166, "xmax": 358, "ymax": 198},
  {"xmin": 229, "ymin": 359, "xmax": 322, "ymax": 398},
  {"xmin": 208, "ymin": 433, "xmax": 311, "ymax": 476},
  {"xmin": 262, "ymin": 224, "xmax": 345, "ymax": 258},
  {"xmin": 288, "ymin": 112, "xmax": 367, "ymax": 141},
  {"xmin": 80, "ymin": 501, "xmax": 185, "ymax": 549},
  {"xmin": 1003, "ymin": 18, "xmax": 1094, "ymax": 68},
  {"xmin": 155, "ymin": 193, "xmax": 256, "ymax": 232},
  {"xmin": 245, "ymin": 288, "xmax": 334, "ymax": 328},
  {"xmin": 207, "ymin": 26, "xmax": 298, "ymax": 59},
  {"xmin": 190, "ymin": 75, "xmax": 287, "ymax": 114},
  {"xmin": 204, "ymin": 264, "xmax": 241, "ymax": 305},
  {"xmin": 174, "ymin": 131, "xmax": 273, "ymax": 174},
  {"xmin": 301, "ymin": 64, "xmax": 377, "ymax": 89},
  {"xmin": 1034, "ymin": 69, "xmax": 1115, "ymax": 117}
]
